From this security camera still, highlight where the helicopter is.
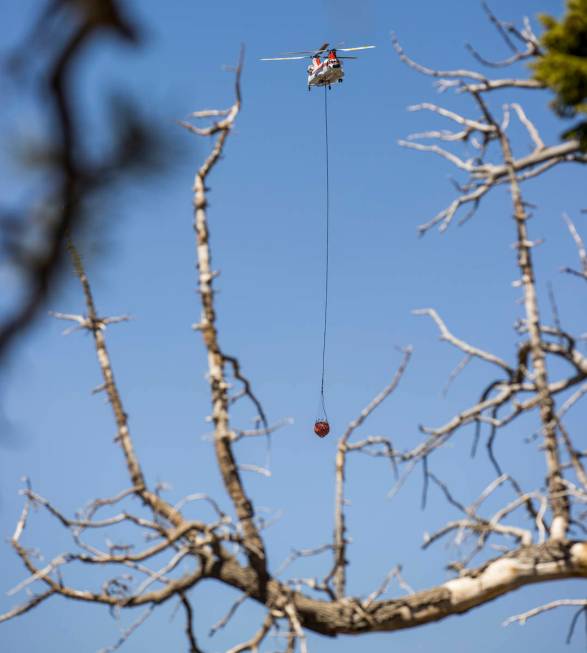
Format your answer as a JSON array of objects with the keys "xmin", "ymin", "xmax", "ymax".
[{"xmin": 260, "ymin": 42, "xmax": 375, "ymax": 90}]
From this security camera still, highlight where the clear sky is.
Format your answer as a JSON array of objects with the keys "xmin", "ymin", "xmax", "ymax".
[{"xmin": 1, "ymin": 1, "xmax": 586, "ymax": 652}]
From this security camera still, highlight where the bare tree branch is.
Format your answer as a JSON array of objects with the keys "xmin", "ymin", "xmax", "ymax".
[
  {"xmin": 465, "ymin": 4, "xmax": 540, "ymax": 69},
  {"xmin": 391, "ymin": 32, "xmax": 543, "ymax": 93},
  {"xmin": 561, "ymin": 213, "xmax": 587, "ymax": 281},
  {"xmin": 179, "ymin": 593, "xmax": 202, "ymax": 653},
  {"xmin": 225, "ymin": 612, "xmax": 275, "ymax": 653},
  {"xmin": 4, "ymin": 8, "xmax": 587, "ymax": 650},
  {"xmin": 413, "ymin": 308, "xmax": 513, "ymax": 373},
  {"xmin": 181, "ymin": 47, "xmax": 268, "ymax": 578},
  {"xmin": 509, "ymin": 103, "xmax": 545, "ymax": 150},
  {"xmin": 504, "ymin": 599, "xmax": 587, "ymax": 627},
  {"xmin": 0, "ymin": 590, "xmax": 55, "ymax": 624},
  {"xmin": 329, "ymin": 347, "xmax": 412, "ymax": 598},
  {"xmin": 492, "ymin": 95, "xmax": 570, "ymax": 539},
  {"xmin": 97, "ymin": 606, "xmax": 155, "ymax": 653},
  {"xmin": 363, "ymin": 566, "xmax": 414, "ymax": 608}
]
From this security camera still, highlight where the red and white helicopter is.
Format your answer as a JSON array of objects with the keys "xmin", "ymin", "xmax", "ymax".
[{"xmin": 261, "ymin": 42, "xmax": 375, "ymax": 90}]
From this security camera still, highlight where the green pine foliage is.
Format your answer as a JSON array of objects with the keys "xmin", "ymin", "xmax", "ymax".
[{"xmin": 532, "ymin": 0, "xmax": 587, "ymax": 147}]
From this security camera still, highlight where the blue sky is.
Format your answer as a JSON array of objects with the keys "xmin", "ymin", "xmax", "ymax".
[{"xmin": 1, "ymin": 1, "xmax": 586, "ymax": 651}]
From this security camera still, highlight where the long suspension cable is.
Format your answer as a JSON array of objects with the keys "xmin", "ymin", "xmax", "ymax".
[{"xmin": 320, "ymin": 86, "xmax": 330, "ymax": 418}]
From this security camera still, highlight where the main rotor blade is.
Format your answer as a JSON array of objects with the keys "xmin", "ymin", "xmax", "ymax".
[
  {"xmin": 337, "ymin": 45, "xmax": 376, "ymax": 52},
  {"xmin": 280, "ymin": 42, "xmax": 330, "ymax": 56},
  {"xmin": 336, "ymin": 55, "xmax": 358, "ymax": 59},
  {"xmin": 260, "ymin": 56, "xmax": 308, "ymax": 61}
]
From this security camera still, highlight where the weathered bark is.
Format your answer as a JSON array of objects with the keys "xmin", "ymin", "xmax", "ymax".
[{"xmin": 211, "ymin": 541, "xmax": 587, "ymax": 636}]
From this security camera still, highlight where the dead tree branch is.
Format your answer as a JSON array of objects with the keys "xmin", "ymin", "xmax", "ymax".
[
  {"xmin": 328, "ymin": 347, "xmax": 412, "ymax": 598},
  {"xmin": 504, "ymin": 598, "xmax": 587, "ymax": 627},
  {"xmin": 181, "ymin": 47, "xmax": 269, "ymax": 579},
  {"xmin": 4, "ymin": 8, "xmax": 587, "ymax": 649},
  {"xmin": 561, "ymin": 213, "xmax": 587, "ymax": 282}
]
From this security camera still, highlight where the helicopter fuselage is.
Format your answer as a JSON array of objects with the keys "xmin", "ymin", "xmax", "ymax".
[{"xmin": 307, "ymin": 59, "xmax": 344, "ymax": 89}]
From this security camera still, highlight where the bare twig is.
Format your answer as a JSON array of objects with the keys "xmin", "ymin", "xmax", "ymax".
[
  {"xmin": 442, "ymin": 354, "xmax": 472, "ymax": 397},
  {"xmin": 0, "ymin": 590, "xmax": 55, "ymax": 623},
  {"xmin": 363, "ymin": 565, "xmax": 414, "ymax": 608},
  {"xmin": 561, "ymin": 213, "xmax": 587, "ymax": 281},
  {"xmin": 277, "ymin": 544, "xmax": 333, "ymax": 576},
  {"xmin": 504, "ymin": 599, "xmax": 587, "ymax": 627},
  {"xmin": 97, "ymin": 606, "xmax": 155, "ymax": 653},
  {"xmin": 413, "ymin": 308, "xmax": 512, "ymax": 373},
  {"xmin": 179, "ymin": 593, "xmax": 202, "ymax": 653},
  {"xmin": 509, "ymin": 103, "xmax": 544, "ymax": 150},
  {"xmin": 209, "ymin": 592, "xmax": 250, "ymax": 637},
  {"xmin": 225, "ymin": 612, "xmax": 275, "ymax": 653}
]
